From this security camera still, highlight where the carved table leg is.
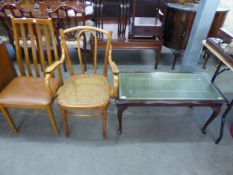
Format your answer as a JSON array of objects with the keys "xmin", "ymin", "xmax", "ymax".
[
  {"xmin": 117, "ymin": 105, "xmax": 128, "ymax": 135},
  {"xmin": 202, "ymin": 106, "xmax": 221, "ymax": 134},
  {"xmin": 215, "ymin": 100, "xmax": 233, "ymax": 144}
]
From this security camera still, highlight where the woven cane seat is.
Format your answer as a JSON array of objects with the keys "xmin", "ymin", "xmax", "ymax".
[{"xmin": 58, "ymin": 74, "xmax": 110, "ymax": 108}]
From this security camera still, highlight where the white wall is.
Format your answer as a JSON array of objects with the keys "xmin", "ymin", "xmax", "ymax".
[{"xmin": 220, "ymin": 0, "xmax": 233, "ymax": 32}]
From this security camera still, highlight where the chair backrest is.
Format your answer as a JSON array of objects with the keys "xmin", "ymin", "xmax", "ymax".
[
  {"xmin": 60, "ymin": 26, "xmax": 112, "ymax": 76},
  {"xmin": 48, "ymin": 4, "xmax": 86, "ymax": 41},
  {"xmin": 11, "ymin": 17, "xmax": 62, "ymax": 79},
  {"xmin": 0, "ymin": 3, "xmax": 33, "ymax": 45},
  {"xmin": 0, "ymin": 41, "xmax": 17, "ymax": 91}
]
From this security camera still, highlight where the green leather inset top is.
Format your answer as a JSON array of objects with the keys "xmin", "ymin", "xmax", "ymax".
[{"xmin": 119, "ymin": 72, "xmax": 224, "ymax": 100}]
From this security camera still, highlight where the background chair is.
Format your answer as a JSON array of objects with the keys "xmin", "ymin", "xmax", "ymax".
[
  {"xmin": 48, "ymin": 4, "xmax": 95, "ymax": 70},
  {"xmin": 0, "ymin": 3, "xmax": 33, "ymax": 47},
  {"xmin": 45, "ymin": 26, "xmax": 119, "ymax": 139},
  {"xmin": 0, "ymin": 18, "xmax": 63, "ymax": 134}
]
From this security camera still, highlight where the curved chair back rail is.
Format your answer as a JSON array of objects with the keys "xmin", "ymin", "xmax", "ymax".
[{"xmin": 61, "ymin": 26, "xmax": 112, "ymax": 75}]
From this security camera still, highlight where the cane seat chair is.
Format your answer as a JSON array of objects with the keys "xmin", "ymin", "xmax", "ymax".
[
  {"xmin": 45, "ymin": 26, "xmax": 119, "ymax": 138},
  {"xmin": 0, "ymin": 3, "xmax": 33, "ymax": 47},
  {"xmin": 0, "ymin": 18, "xmax": 63, "ymax": 134}
]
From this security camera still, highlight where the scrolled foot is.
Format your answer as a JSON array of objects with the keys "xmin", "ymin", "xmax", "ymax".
[{"xmin": 201, "ymin": 129, "xmax": 207, "ymax": 134}]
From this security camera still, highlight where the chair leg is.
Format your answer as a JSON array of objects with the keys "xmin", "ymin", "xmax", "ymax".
[
  {"xmin": 61, "ymin": 109, "xmax": 69, "ymax": 137},
  {"xmin": 0, "ymin": 105, "xmax": 18, "ymax": 133},
  {"xmin": 102, "ymin": 107, "xmax": 107, "ymax": 139},
  {"xmin": 46, "ymin": 106, "xmax": 59, "ymax": 135}
]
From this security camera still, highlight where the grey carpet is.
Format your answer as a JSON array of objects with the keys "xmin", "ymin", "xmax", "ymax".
[{"xmin": 0, "ymin": 48, "xmax": 232, "ymax": 175}]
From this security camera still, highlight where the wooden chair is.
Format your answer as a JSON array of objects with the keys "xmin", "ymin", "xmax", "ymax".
[
  {"xmin": 45, "ymin": 26, "xmax": 119, "ymax": 139},
  {"xmin": 48, "ymin": 4, "xmax": 95, "ymax": 70},
  {"xmin": 0, "ymin": 18, "xmax": 63, "ymax": 134},
  {"xmin": 0, "ymin": 3, "xmax": 33, "ymax": 47}
]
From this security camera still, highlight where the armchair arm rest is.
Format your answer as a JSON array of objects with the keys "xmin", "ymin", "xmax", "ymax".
[
  {"xmin": 108, "ymin": 48, "xmax": 119, "ymax": 98},
  {"xmin": 45, "ymin": 61, "xmax": 62, "ymax": 74},
  {"xmin": 109, "ymin": 59, "xmax": 119, "ymax": 98},
  {"xmin": 45, "ymin": 60, "xmax": 63, "ymax": 97},
  {"xmin": 109, "ymin": 60, "xmax": 119, "ymax": 75}
]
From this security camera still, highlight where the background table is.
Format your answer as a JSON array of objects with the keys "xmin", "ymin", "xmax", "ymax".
[
  {"xmin": 203, "ymin": 38, "xmax": 233, "ymax": 143},
  {"xmin": 116, "ymin": 72, "xmax": 226, "ymax": 140}
]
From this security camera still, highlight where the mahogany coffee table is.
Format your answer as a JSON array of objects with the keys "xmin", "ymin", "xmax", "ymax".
[{"xmin": 115, "ymin": 72, "xmax": 227, "ymax": 141}]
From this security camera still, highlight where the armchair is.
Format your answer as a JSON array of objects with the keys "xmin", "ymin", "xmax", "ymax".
[{"xmin": 45, "ymin": 26, "xmax": 119, "ymax": 139}]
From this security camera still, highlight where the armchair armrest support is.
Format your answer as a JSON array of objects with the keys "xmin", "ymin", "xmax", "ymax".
[
  {"xmin": 45, "ymin": 48, "xmax": 65, "ymax": 96},
  {"xmin": 45, "ymin": 61, "xmax": 62, "ymax": 97},
  {"xmin": 108, "ymin": 48, "xmax": 119, "ymax": 98}
]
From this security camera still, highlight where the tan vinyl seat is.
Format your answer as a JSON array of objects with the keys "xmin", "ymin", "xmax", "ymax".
[{"xmin": 0, "ymin": 77, "xmax": 60, "ymax": 106}]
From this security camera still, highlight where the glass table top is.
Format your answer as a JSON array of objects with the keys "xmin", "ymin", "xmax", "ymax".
[{"xmin": 119, "ymin": 72, "xmax": 224, "ymax": 101}]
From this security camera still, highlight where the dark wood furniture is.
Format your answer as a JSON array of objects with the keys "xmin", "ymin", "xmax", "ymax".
[
  {"xmin": 0, "ymin": 18, "xmax": 63, "ymax": 135},
  {"xmin": 128, "ymin": 0, "xmax": 163, "ymax": 39},
  {"xmin": 48, "ymin": 4, "xmax": 93, "ymax": 70},
  {"xmin": 115, "ymin": 72, "xmax": 227, "ymax": 142},
  {"xmin": 0, "ymin": 41, "xmax": 18, "ymax": 133},
  {"xmin": 0, "ymin": 0, "xmax": 91, "ymax": 18},
  {"xmin": 0, "ymin": 3, "xmax": 33, "ymax": 47},
  {"xmin": 203, "ymin": 28, "xmax": 233, "ymax": 69},
  {"xmin": 92, "ymin": 0, "xmax": 164, "ymax": 69},
  {"xmin": 163, "ymin": 3, "xmax": 229, "ymax": 69},
  {"xmin": 203, "ymin": 35, "xmax": 233, "ymax": 143},
  {"xmin": 0, "ymin": 1, "xmax": 92, "ymax": 48}
]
